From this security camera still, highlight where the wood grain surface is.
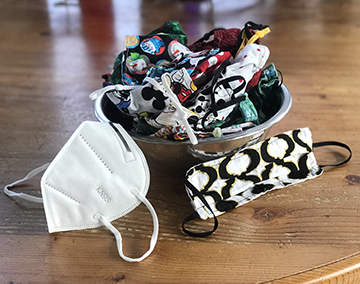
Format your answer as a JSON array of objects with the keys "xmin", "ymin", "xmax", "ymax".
[{"xmin": 1, "ymin": 0, "xmax": 360, "ymax": 283}]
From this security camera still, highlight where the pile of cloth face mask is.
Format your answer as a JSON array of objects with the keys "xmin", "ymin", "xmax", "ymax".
[{"xmin": 90, "ymin": 21, "xmax": 279, "ymax": 145}]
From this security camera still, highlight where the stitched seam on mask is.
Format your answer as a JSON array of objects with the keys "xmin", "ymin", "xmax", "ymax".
[
  {"xmin": 79, "ymin": 134, "xmax": 113, "ymax": 174},
  {"xmin": 44, "ymin": 182, "xmax": 80, "ymax": 204}
]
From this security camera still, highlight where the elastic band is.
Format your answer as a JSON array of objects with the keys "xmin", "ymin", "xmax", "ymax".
[
  {"xmin": 3, "ymin": 163, "xmax": 50, "ymax": 203},
  {"xmin": 89, "ymin": 83, "xmax": 138, "ymax": 100},
  {"xmin": 210, "ymin": 60, "xmax": 231, "ymax": 114},
  {"xmin": 246, "ymin": 27, "xmax": 271, "ymax": 45},
  {"xmin": 212, "ymin": 75, "xmax": 246, "ymax": 97},
  {"xmin": 89, "ymin": 85, "xmax": 116, "ymax": 100},
  {"xmin": 182, "ymin": 180, "xmax": 218, "ymax": 237},
  {"xmin": 201, "ymin": 95, "xmax": 246, "ymax": 129},
  {"xmin": 96, "ymin": 188, "xmax": 159, "ymax": 262},
  {"xmin": 200, "ymin": 60, "xmax": 245, "ymax": 129},
  {"xmin": 313, "ymin": 141, "xmax": 352, "ymax": 168},
  {"xmin": 235, "ymin": 22, "xmax": 270, "ymax": 57}
]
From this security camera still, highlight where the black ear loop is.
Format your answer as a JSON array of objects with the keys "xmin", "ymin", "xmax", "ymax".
[
  {"xmin": 201, "ymin": 59, "xmax": 250, "ymax": 129},
  {"xmin": 182, "ymin": 179, "xmax": 218, "ymax": 238},
  {"xmin": 313, "ymin": 141, "xmax": 352, "ymax": 168}
]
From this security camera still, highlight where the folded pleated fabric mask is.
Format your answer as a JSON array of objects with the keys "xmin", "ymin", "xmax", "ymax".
[{"xmin": 182, "ymin": 127, "xmax": 352, "ymax": 237}]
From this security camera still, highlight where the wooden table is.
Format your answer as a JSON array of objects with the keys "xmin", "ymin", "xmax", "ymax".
[{"xmin": 1, "ymin": 0, "xmax": 360, "ymax": 283}]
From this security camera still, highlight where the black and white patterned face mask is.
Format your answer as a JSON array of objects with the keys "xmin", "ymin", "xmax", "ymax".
[{"xmin": 182, "ymin": 127, "xmax": 352, "ymax": 237}]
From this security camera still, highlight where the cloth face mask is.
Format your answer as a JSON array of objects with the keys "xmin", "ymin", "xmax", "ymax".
[
  {"xmin": 182, "ymin": 127, "xmax": 352, "ymax": 237},
  {"xmin": 4, "ymin": 121, "xmax": 158, "ymax": 262}
]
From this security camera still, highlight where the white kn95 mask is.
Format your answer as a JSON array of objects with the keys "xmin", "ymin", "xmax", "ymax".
[{"xmin": 4, "ymin": 121, "xmax": 159, "ymax": 262}]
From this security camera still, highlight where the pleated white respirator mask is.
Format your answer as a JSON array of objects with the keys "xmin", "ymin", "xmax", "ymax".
[{"xmin": 4, "ymin": 121, "xmax": 158, "ymax": 262}]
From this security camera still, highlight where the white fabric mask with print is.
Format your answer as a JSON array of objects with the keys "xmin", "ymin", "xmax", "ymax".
[
  {"xmin": 4, "ymin": 121, "xmax": 158, "ymax": 262},
  {"xmin": 182, "ymin": 127, "xmax": 352, "ymax": 237}
]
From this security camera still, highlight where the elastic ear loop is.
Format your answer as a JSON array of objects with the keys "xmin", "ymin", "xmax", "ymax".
[
  {"xmin": 3, "ymin": 163, "xmax": 50, "ymax": 203},
  {"xmin": 144, "ymin": 75, "xmax": 198, "ymax": 145},
  {"xmin": 182, "ymin": 179, "xmax": 218, "ymax": 238},
  {"xmin": 313, "ymin": 141, "xmax": 352, "ymax": 168},
  {"xmin": 235, "ymin": 27, "xmax": 271, "ymax": 57},
  {"xmin": 200, "ymin": 59, "xmax": 247, "ymax": 129},
  {"xmin": 95, "ymin": 188, "xmax": 159, "ymax": 262},
  {"xmin": 89, "ymin": 84, "xmax": 137, "ymax": 101},
  {"xmin": 161, "ymin": 74, "xmax": 198, "ymax": 145}
]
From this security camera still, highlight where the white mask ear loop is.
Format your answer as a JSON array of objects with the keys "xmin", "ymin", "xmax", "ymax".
[
  {"xmin": 89, "ymin": 84, "xmax": 139, "ymax": 101},
  {"xmin": 3, "ymin": 163, "xmax": 50, "ymax": 203},
  {"xmin": 94, "ymin": 187, "xmax": 159, "ymax": 262}
]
